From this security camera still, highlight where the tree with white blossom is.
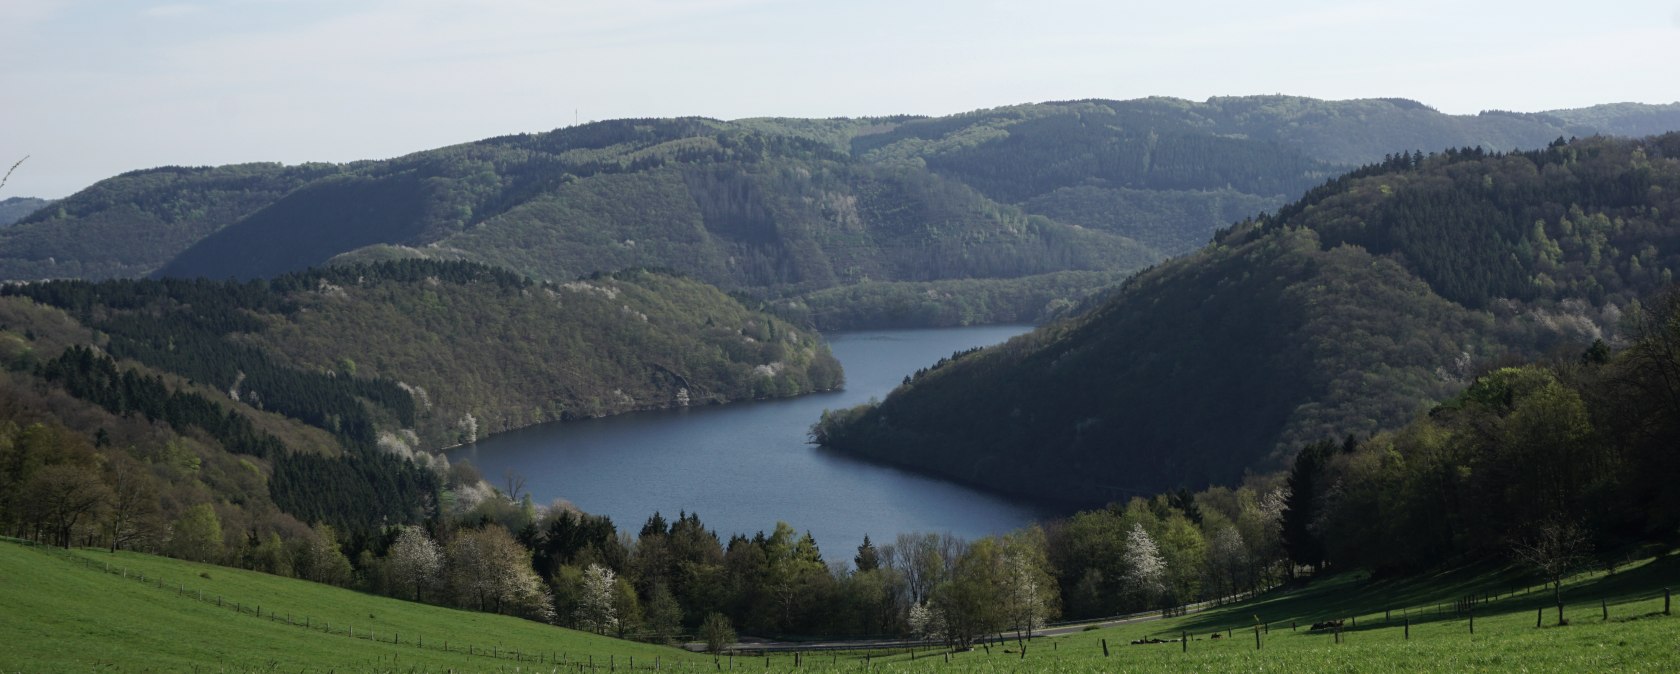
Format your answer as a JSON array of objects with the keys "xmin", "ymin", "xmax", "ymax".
[
  {"xmin": 1122, "ymin": 522, "xmax": 1166, "ymax": 607},
  {"xmin": 577, "ymin": 563, "xmax": 618, "ymax": 634},
  {"xmin": 387, "ymin": 525, "xmax": 442, "ymax": 602}
]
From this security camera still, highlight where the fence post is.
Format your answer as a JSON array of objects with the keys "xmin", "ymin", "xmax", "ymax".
[{"xmin": 1100, "ymin": 639, "xmax": 1108, "ymax": 657}]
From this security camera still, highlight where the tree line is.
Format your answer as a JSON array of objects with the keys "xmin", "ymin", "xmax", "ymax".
[
  {"xmin": 1282, "ymin": 289, "xmax": 1680, "ymax": 577},
  {"xmin": 9, "ymin": 288, "xmax": 1674, "ymax": 646}
]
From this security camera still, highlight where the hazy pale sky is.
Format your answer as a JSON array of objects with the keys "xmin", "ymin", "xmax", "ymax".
[{"xmin": 4, "ymin": 0, "xmax": 1678, "ymax": 197}]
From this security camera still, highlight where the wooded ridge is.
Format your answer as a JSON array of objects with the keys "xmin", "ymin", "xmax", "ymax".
[
  {"xmin": 1, "ymin": 259, "xmax": 840, "ymax": 547},
  {"xmin": 6, "ymin": 96, "xmax": 1676, "ymax": 328},
  {"xmin": 814, "ymin": 133, "xmax": 1680, "ymax": 504}
]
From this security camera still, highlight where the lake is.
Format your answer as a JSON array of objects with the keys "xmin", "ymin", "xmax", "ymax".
[{"xmin": 446, "ymin": 325, "xmax": 1062, "ymax": 554}]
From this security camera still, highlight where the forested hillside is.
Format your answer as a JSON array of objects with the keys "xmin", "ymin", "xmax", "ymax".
[
  {"xmin": 0, "ymin": 164, "xmax": 334, "ymax": 278},
  {"xmin": 0, "ymin": 259, "xmax": 839, "ymax": 565},
  {"xmin": 0, "ymin": 197, "xmax": 52, "ymax": 227},
  {"xmin": 6, "ymin": 97, "xmax": 1674, "ymax": 328},
  {"xmin": 814, "ymin": 134, "xmax": 1680, "ymax": 504}
]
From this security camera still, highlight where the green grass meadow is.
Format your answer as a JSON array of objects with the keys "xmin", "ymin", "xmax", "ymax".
[
  {"xmin": 0, "ymin": 541, "xmax": 707, "ymax": 672},
  {"xmin": 2, "ymin": 540, "xmax": 1676, "ymax": 672}
]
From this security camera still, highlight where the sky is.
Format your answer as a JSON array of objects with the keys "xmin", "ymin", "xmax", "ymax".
[{"xmin": 3, "ymin": 0, "xmax": 1679, "ymax": 198}]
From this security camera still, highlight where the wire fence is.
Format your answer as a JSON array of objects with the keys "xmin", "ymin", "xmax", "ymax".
[
  {"xmin": 15, "ymin": 539, "xmax": 1675, "ymax": 669},
  {"xmin": 1128, "ymin": 578, "xmax": 1672, "ymax": 653}
]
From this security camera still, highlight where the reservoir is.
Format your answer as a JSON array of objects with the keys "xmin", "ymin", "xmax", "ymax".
[{"xmin": 446, "ymin": 325, "xmax": 1062, "ymax": 554}]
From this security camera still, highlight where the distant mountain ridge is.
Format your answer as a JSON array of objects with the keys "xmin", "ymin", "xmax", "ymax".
[
  {"xmin": 3, "ymin": 96, "xmax": 1674, "ymax": 328},
  {"xmin": 813, "ymin": 133, "xmax": 1680, "ymax": 504},
  {"xmin": 0, "ymin": 197, "xmax": 54, "ymax": 227}
]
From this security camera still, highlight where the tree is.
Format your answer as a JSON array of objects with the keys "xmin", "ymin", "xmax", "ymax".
[
  {"xmin": 762, "ymin": 522, "xmax": 829, "ymax": 632},
  {"xmin": 23, "ymin": 464, "xmax": 110, "ymax": 548},
  {"xmin": 854, "ymin": 534, "xmax": 880, "ymax": 572},
  {"xmin": 387, "ymin": 525, "xmax": 443, "ymax": 601},
  {"xmin": 168, "ymin": 503, "xmax": 223, "ymax": 563},
  {"xmin": 643, "ymin": 583, "xmax": 682, "ymax": 644},
  {"xmin": 1205, "ymin": 525, "xmax": 1248, "ymax": 601},
  {"xmin": 103, "ymin": 455, "xmax": 163, "ymax": 553},
  {"xmin": 1156, "ymin": 513, "xmax": 1205, "ymax": 605},
  {"xmin": 932, "ymin": 537, "xmax": 1006, "ymax": 649},
  {"xmin": 295, "ymin": 523, "xmax": 353, "ymax": 587},
  {"xmin": 999, "ymin": 529, "xmax": 1056, "ymax": 641},
  {"xmin": 699, "ymin": 612, "xmax": 736, "ymax": 656},
  {"xmin": 907, "ymin": 601, "xmax": 945, "ymax": 642},
  {"xmin": 612, "ymin": 576, "xmax": 642, "ymax": 638},
  {"xmin": 445, "ymin": 525, "xmax": 553, "ymax": 620},
  {"xmin": 1121, "ymin": 522, "xmax": 1166, "ymax": 607},
  {"xmin": 247, "ymin": 531, "xmax": 292, "ymax": 577},
  {"xmin": 893, "ymin": 531, "xmax": 963, "ymax": 605},
  {"xmin": 1511, "ymin": 518, "xmax": 1591, "ymax": 606},
  {"xmin": 1281, "ymin": 440, "xmax": 1332, "ymax": 570},
  {"xmin": 577, "ymin": 563, "xmax": 618, "ymax": 634}
]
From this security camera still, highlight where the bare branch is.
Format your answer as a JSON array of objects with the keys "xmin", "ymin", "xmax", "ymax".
[{"xmin": 0, "ymin": 155, "xmax": 27, "ymax": 194}]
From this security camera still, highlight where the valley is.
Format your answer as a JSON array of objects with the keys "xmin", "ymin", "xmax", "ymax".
[{"xmin": 3, "ymin": 94, "xmax": 1679, "ymax": 673}]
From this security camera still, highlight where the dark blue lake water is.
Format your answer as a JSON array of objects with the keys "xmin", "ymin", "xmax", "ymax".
[{"xmin": 446, "ymin": 325, "xmax": 1061, "ymax": 553}]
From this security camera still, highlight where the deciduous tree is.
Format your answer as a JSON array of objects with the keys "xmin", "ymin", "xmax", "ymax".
[
  {"xmin": 577, "ymin": 563, "xmax": 618, "ymax": 634},
  {"xmin": 387, "ymin": 525, "xmax": 443, "ymax": 601}
]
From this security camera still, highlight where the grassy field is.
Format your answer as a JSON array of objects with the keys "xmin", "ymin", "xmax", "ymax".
[
  {"xmin": 1002, "ymin": 554, "xmax": 1679, "ymax": 673},
  {"xmin": 0, "ymin": 541, "xmax": 708, "ymax": 672},
  {"xmin": 3, "ymin": 540, "xmax": 1676, "ymax": 672}
]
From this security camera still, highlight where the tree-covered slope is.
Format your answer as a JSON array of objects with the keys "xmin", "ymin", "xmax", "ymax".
[
  {"xmin": 8, "ymin": 97, "xmax": 1674, "ymax": 317},
  {"xmin": 5, "ymin": 260, "xmax": 840, "ymax": 453},
  {"xmin": 1, "ymin": 259, "xmax": 840, "ymax": 565},
  {"xmin": 0, "ymin": 197, "xmax": 52, "ymax": 227},
  {"xmin": 814, "ymin": 134, "xmax": 1680, "ymax": 504},
  {"xmin": 0, "ymin": 164, "xmax": 336, "ymax": 279},
  {"xmin": 854, "ymin": 97, "xmax": 1680, "ymax": 256},
  {"xmin": 408, "ymin": 156, "xmax": 1149, "ymax": 293},
  {"xmin": 242, "ymin": 265, "xmax": 843, "ymax": 447}
]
